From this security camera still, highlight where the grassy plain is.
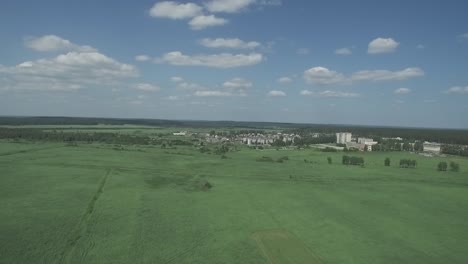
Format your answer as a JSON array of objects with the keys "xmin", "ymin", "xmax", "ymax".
[{"xmin": 1, "ymin": 139, "xmax": 468, "ymax": 264}]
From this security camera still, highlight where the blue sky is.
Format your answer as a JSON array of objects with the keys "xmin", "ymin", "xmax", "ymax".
[{"xmin": 1, "ymin": 0, "xmax": 468, "ymax": 128}]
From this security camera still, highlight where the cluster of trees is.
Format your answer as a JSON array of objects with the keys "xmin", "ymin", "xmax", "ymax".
[
  {"xmin": 437, "ymin": 161, "xmax": 460, "ymax": 172},
  {"xmin": 322, "ymin": 147, "xmax": 338, "ymax": 152},
  {"xmin": 372, "ymin": 140, "xmax": 424, "ymax": 152},
  {"xmin": 289, "ymin": 126, "xmax": 468, "ymax": 145},
  {"xmin": 399, "ymin": 159, "xmax": 417, "ymax": 168},
  {"xmin": 342, "ymin": 155, "xmax": 365, "ymax": 166},
  {"xmin": 0, "ymin": 128, "xmax": 155, "ymax": 145},
  {"xmin": 294, "ymin": 135, "xmax": 335, "ymax": 146},
  {"xmin": 255, "ymin": 156, "xmax": 289, "ymax": 163},
  {"xmin": 441, "ymin": 145, "xmax": 468, "ymax": 157}
]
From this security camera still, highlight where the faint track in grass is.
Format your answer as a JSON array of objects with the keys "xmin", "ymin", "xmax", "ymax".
[
  {"xmin": 161, "ymin": 232, "xmax": 213, "ymax": 264},
  {"xmin": 0, "ymin": 145, "xmax": 63, "ymax": 157},
  {"xmin": 57, "ymin": 169, "xmax": 111, "ymax": 264},
  {"xmin": 31, "ymin": 162, "xmax": 468, "ymax": 188}
]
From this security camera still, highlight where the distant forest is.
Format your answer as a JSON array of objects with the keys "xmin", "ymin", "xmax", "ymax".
[{"xmin": 1, "ymin": 116, "xmax": 468, "ymax": 145}]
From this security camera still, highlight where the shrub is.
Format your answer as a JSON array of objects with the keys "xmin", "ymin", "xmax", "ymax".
[
  {"xmin": 342, "ymin": 155, "xmax": 364, "ymax": 166},
  {"xmin": 384, "ymin": 157, "xmax": 390, "ymax": 166},
  {"xmin": 276, "ymin": 156, "xmax": 289, "ymax": 163},
  {"xmin": 399, "ymin": 159, "xmax": 417, "ymax": 168},
  {"xmin": 437, "ymin": 161, "xmax": 448, "ymax": 171},
  {"xmin": 449, "ymin": 161, "xmax": 459, "ymax": 172},
  {"xmin": 327, "ymin": 157, "xmax": 332, "ymax": 164},
  {"xmin": 256, "ymin": 156, "xmax": 274, "ymax": 162},
  {"xmin": 322, "ymin": 147, "xmax": 337, "ymax": 152}
]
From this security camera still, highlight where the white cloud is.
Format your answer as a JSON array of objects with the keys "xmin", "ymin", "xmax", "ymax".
[
  {"xmin": 300, "ymin": 90, "xmax": 359, "ymax": 98},
  {"xmin": 133, "ymin": 83, "xmax": 160, "ymax": 92},
  {"xmin": 0, "ymin": 51, "xmax": 138, "ymax": 92},
  {"xmin": 135, "ymin": 55, "xmax": 151, "ymax": 61},
  {"xmin": 267, "ymin": 90, "xmax": 286, "ymax": 96},
  {"xmin": 459, "ymin": 33, "xmax": 468, "ymax": 40},
  {"xmin": 194, "ymin": 90, "xmax": 232, "ymax": 97},
  {"xmin": 149, "ymin": 1, "xmax": 202, "ymax": 19},
  {"xmin": 416, "ymin": 44, "xmax": 425, "ymax": 49},
  {"xmin": 296, "ymin": 48, "xmax": 310, "ymax": 55},
  {"xmin": 277, "ymin": 77, "xmax": 292, "ymax": 84},
  {"xmin": 394, "ymin": 88, "xmax": 411, "ymax": 94},
  {"xmin": 351, "ymin": 68, "xmax": 424, "ymax": 81},
  {"xmin": 156, "ymin": 51, "xmax": 263, "ymax": 68},
  {"xmin": 176, "ymin": 81, "xmax": 205, "ymax": 90},
  {"xmin": 368, "ymin": 37, "xmax": 399, "ymax": 54},
  {"xmin": 199, "ymin": 38, "xmax": 260, "ymax": 49},
  {"xmin": 445, "ymin": 86, "xmax": 468, "ymax": 94},
  {"xmin": 204, "ymin": 0, "xmax": 256, "ymax": 13},
  {"xmin": 166, "ymin": 95, "xmax": 179, "ymax": 100},
  {"xmin": 335, "ymin": 48, "xmax": 352, "ymax": 55},
  {"xmin": 303, "ymin": 66, "xmax": 423, "ymax": 85},
  {"xmin": 189, "ymin": 15, "xmax": 228, "ymax": 30},
  {"xmin": 25, "ymin": 35, "xmax": 96, "ymax": 52},
  {"xmin": 303, "ymin": 67, "xmax": 346, "ymax": 85},
  {"xmin": 171, "ymin": 76, "xmax": 184, "ymax": 82},
  {"xmin": 223, "ymin": 78, "xmax": 252, "ymax": 89}
]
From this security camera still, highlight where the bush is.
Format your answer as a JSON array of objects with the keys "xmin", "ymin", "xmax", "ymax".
[
  {"xmin": 399, "ymin": 159, "xmax": 417, "ymax": 168},
  {"xmin": 276, "ymin": 156, "xmax": 289, "ymax": 163},
  {"xmin": 322, "ymin": 147, "xmax": 337, "ymax": 152},
  {"xmin": 256, "ymin": 156, "xmax": 274, "ymax": 162},
  {"xmin": 342, "ymin": 155, "xmax": 364, "ymax": 166},
  {"xmin": 449, "ymin": 161, "xmax": 459, "ymax": 172},
  {"xmin": 221, "ymin": 155, "xmax": 228, "ymax": 159},
  {"xmin": 384, "ymin": 157, "xmax": 390, "ymax": 166},
  {"xmin": 327, "ymin": 157, "xmax": 332, "ymax": 164},
  {"xmin": 437, "ymin": 161, "xmax": 448, "ymax": 171}
]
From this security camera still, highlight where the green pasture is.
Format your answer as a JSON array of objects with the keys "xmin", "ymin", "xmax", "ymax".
[{"xmin": 1, "ymin": 141, "xmax": 468, "ymax": 264}]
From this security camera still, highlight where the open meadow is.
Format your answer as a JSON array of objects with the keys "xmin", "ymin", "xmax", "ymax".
[{"xmin": 1, "ymin": 138, "xmax": 468, "ymax": 264}]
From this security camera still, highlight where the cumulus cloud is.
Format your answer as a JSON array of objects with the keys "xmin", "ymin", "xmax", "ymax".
[
  {"xmin": 277, "ymin": 77, "xmax": 292, "ymax": 84},
  {"xmin": 171, "ymin": 76, "xmax": 184, "ymax": 82},
  {"xmin": 267, "ymin": 90, "xmax": 286, "ymax": 96},
  {"xmin": 445, "ymin": 86, "xmax": 468, "ymax": 94},
  {"xmin": 335, "ymin": 48, "xmax": 352, "ymax": 55},
  {"xmin": 189, "ymin": 15, "xmax": 228, "ymax": 30},
  {"xmin": 156, "ymin": 51, "xmax": 263, "ymax": 68},
  {"xmin": 135, "ymin": 55, "xmax": 151, "ymax": 62},
  {"xmin": 133, "ymin": 83, "xmax": 161, "ymax": 92},
  {"xmin": 223, "ymin": 78, "xmax": 252, "ymax": 89},
  {"xmin": 204, "ymin": 0, "xmax": 256, "ymax": 13},
  {"xmin": 300, "ymin": 90, "xmax": 359, "ymax": 98},
  {"xmin": 459, "ymin": 33, "xmax": 468, "ymax": 40},
  {"xmin": 303, "ymin": 67, "xmax": 346, "ymax": 85},
  {"xmin": 25, "ymin": 35, "xmax": 96, "ymax": 52},
  {"xmin": 0, "ymin": 52, "xmax": 138, "ymax": 91},
  {"xmin": 296, "ymin": 48, "xmax": 310, "ymax": 55},
  {"xmin": 303, "ymin": 66, "xmax": 424, "ymax": 85},
  {"xmin": 199, "ymin": 38, "xmax": 260, "ymax": 49},
  {"xmin": 194, "ymin": 90, "xmax": 232, "ymax": 97},
  {"xmin": 351, "ymin": 68, "xmax": 424, "ymax": 81},
  {"xmin": 368, "ymin": 37, "xmax": 399, "ymax": 54},
  {"xmin": 149, "ymin": 1, "xmax": 202, "ymax": 19},
  {"xmin": 394, "ymin": 88, "xmax": 411, "ymax": 94}
]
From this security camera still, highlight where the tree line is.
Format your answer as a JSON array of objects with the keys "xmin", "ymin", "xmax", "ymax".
[{"xmin": 342, "ymin": 155, "xmax": 365, "ymax": 166}]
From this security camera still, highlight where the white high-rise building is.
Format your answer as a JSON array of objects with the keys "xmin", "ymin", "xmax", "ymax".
[{"xmin": 336, "ymin": 132, "xmax": 352, "ymax": 144}]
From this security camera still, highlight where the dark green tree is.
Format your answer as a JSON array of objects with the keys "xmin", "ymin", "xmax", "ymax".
[
  {"xmin": 437, "ymin": 161, "xmax": 448, "ymax": 171},
  {"xmin": 449, "ymin": 161, "xmax": 460, "ymax": 172},
  {"xmin": 384, "ymin": 157, "xmax": 390, "ymax": 166}
]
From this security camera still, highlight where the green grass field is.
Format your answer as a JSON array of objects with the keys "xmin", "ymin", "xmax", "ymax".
[{"xmin": 1, "ymin": 141, "xmax": 468, "ymax": 263}]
